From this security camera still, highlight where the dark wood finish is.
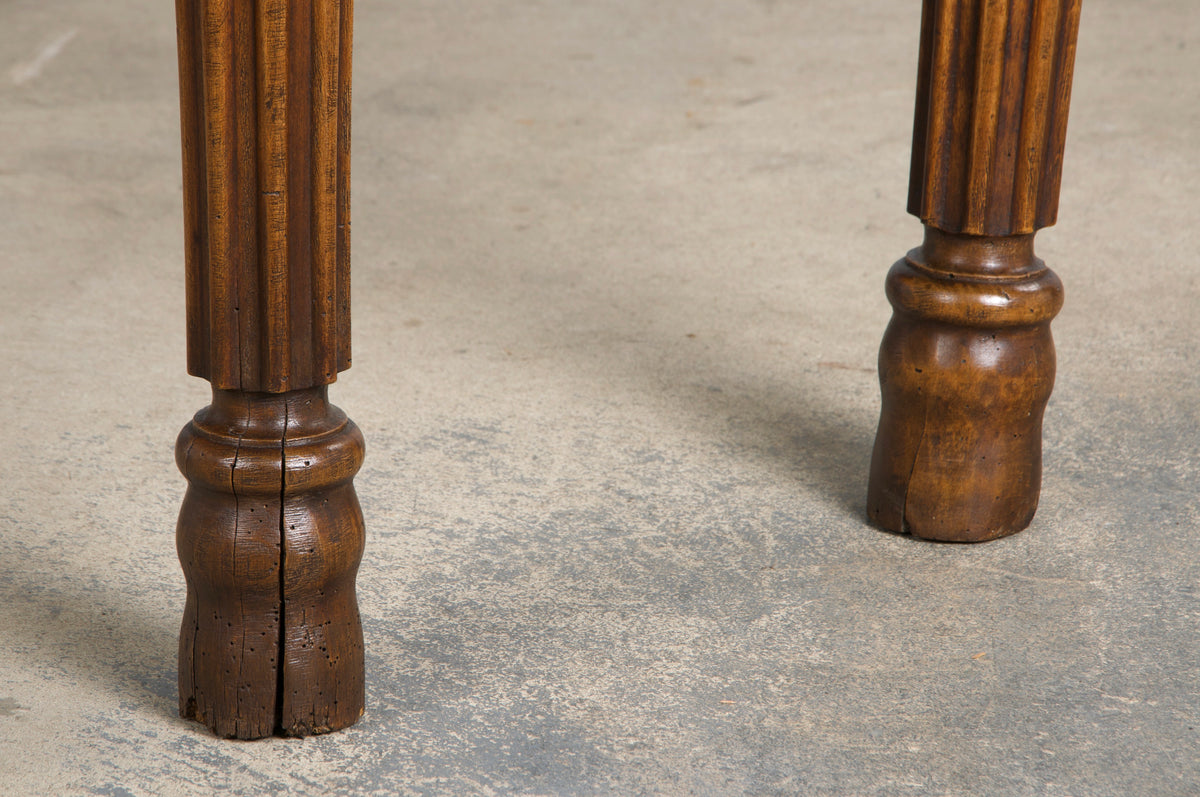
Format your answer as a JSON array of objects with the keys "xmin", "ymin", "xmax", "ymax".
[
  {"xmin": 176, "ymin": 0, "xmax": 353, "ymax": 391},
  {"xmin": 173, "ymin": 0, "xmax": 364, "ymax": 738},
  {"xmin": 868, "ymin": 0, "xmax": 1082, "ymax": 542}
]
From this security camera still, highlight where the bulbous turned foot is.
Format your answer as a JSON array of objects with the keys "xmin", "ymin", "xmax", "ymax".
[
  {"xmin": 176, "ymin": 387, "xmax": 365, "ymax": 738},
  {"xmin": 866, "ymin": 230, "xmax": 1063, "ymax": 542}
]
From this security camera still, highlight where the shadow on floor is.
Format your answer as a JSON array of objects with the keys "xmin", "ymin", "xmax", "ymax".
[{"xmin": 0, "ymin": 539, "xmax": 181, "ymax": 724}]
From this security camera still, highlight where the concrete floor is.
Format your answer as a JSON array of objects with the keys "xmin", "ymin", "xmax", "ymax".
[{"xmin": 1, "ymin": 0, "xmax": 1197, "ymax": 793}]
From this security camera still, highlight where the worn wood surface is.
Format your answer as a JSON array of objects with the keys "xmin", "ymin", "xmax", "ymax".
[
  {"xmin": 174, "ymin": 0, "xmax": 364, "ymax": 738},
  {"xmin": 176, "ymin": 0, "xmax": 353, "ymax": 392},
  {"xmin": 867, "ymin": 0, "xmax": 1081, "ymax": 542}
]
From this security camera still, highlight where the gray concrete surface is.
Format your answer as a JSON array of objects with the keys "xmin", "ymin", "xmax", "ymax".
[{"xmin": 1, "ymin": 0, "xmax": 1197, "ymax": 794}]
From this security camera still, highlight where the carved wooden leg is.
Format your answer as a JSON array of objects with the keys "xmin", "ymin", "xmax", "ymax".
[
  {"xmin": 173, "ymin": 0, "xmax": 364, "ymax": 738},
  {"xmin": 867, "ymin": 0, "xmax": 1082, "ymax": 542}
]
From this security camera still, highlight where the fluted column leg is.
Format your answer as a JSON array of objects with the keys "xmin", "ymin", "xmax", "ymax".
[
  {"xmin": 173, "ymin": 0, "xmax": 363, "ymax": 738},
  {"xmin": 867, "ymin": 0, "xmax": 1082, "ymax": 542}
]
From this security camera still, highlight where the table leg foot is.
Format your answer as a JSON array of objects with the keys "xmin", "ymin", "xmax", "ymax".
[
  {"xmin": 867, "ymin": 230, "xmax": 1062, "ymax": 542},
  {"xmin": 176, "ymin": 387, "xmax": 365, "ymax": 739}
]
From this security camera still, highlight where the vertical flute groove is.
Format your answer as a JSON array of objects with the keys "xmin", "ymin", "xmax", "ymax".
[
  {"xmin": 336, "ymin": 0, "xmax": 354, "ymax": 373},
  {"xmin": 202, "ymin": 0, "xmax": 240, "ymax": 385},
  {"xmin": 286, "ymin": 0, "xmax": 314, "ymax": 388},
  {"xmin": 1011, "ymin": 0, "xmax": 1059, "ymax": 228},
  {"xmin": 920, "ymin": 0, "xmax": 962, "ymax": 229},
  {"xmin": 1039, "ymin": 0, "xmax": 1082, "ymax": 226},
  {"xmin": 234, "ymin": 0, "xmax": 259, "ymax": 387},
  {"xmin": 177, "ymin": 0, "xmax": 210, "ymax": 379},
  {"xmin": 311, "ymin": 0, "xmax": 340, "ymax": 384},
  {"xmin": 964, "ymin": 0, "xmax": 1009, "ymax": 231},
  {"xmin": 257, "ymin": 0, "xmax": 290, "ymax": 390},
  {"xmin": 985, "ymin": 0, "xmax": 1032, "ymax": 232}
]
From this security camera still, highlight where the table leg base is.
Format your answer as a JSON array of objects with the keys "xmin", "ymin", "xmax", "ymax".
[
  {"xmin": 176, "ymin": 387, "xmax": 365, "ymax": 739},
  {"xmin": 866, "ymin": 232, "xmax": 1063, "ymax": 543}
]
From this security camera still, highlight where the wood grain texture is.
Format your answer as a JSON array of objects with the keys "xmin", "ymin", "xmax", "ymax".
[
  {"xmin": 177, "ymin": 0, "xmax": 353, "ymax": 393},
  {"xmin": 869, "ymin": 0, "xmax": 1080, "ymax": 542},
  {"xmin": 907, "ymin": 0, "xmax": 1082, "ymax": 236},
  {"xmin": 174, "ymin": 0, "xmax": 364, "ymax": 738},
  {"xmin": 867, "ymin": 230, "xmax": 1063, "ymax": 541},
  {"xmin": 176, "ymin": 388, "xmax": 365, "ymax": 738}
]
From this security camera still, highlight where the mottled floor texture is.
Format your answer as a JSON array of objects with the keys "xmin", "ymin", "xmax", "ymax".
[{"xmin": 2, "ymin": 0, "xmax": 1198, "ymax": 794}]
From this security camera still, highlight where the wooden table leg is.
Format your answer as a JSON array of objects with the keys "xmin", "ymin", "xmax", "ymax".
[
  {"xmin": 173, "ymin": 0, "xmax": 364, "ymax": 738},
  {"xmin": 867, "ymin": 0, "xmax": 1083, "ymax": 542}
]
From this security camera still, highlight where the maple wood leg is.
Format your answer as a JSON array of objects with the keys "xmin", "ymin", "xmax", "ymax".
[
  {"xmin": 867, "ymin": 0, "xmax": 1082, "ymax": 542},
  {"xmin": 173, "ymin": 0, "xmax": 364, "ymax": 738}
]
